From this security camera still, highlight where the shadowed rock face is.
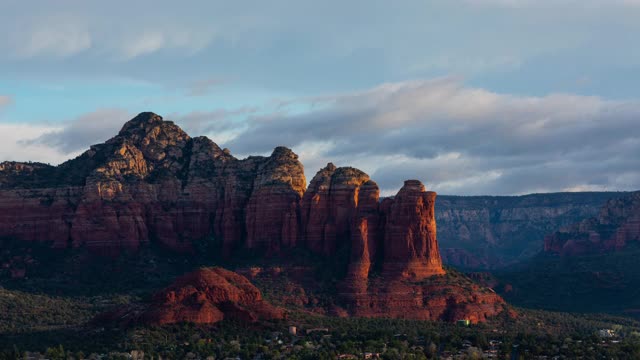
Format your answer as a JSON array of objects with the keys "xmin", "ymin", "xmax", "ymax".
[
  {"xmin": 544, "ymin": 192, "xmax": 640, "ymax": 256},
  {"xmin": 96, "ymin": 267, "xmax": 285, "ymax": 326},
  {"xmin": 143, "ymin": 267, "xmax": 285, "ymax": 325},
  {"xmin": 436, "ymin": 192, "xmax": 625, "ymax": 269},
  {"xmin": 1, "ymin": 112, "xmax": 505, "ymax": 323}
]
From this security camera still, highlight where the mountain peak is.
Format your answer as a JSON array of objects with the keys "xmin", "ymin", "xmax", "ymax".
[
  {"xmin": 118, "ymin": 112, "xmax": 165, "ymax": 136},
  {"xmin": 110, "ymin": 112, "xmax": 190, "ymax": 154}
]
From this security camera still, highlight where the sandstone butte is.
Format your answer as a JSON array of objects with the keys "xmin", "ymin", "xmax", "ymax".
[
  {"xmin": 544, "ymin": 191, "xmax": 640, "ymax": 256},
  {"xmin": 0, "ymin": 112, "xmax": 506, "ymax": 323},
  {"xmin": 143, "ymin": 267, "xmax": 285, "ymax": 325},
  {"xmin": 96, "ymin": 267, "xmax": 285, "ymax": 326}
]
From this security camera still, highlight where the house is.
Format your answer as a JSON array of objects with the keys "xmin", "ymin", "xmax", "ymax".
[{"xmin": 598, "ymin": 329, "xmax": 615, "ymax": 338}]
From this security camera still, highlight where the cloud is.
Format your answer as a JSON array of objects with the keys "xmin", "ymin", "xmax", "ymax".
[
  {"xmin": 10, "ymin": 18, "xmax": 91, "ymax": 58},
  {"xmin": 4, "ymin": 78, "xmax": 640, "ymax": 196},
  {"xmin": 464, "ymin": 0, "xmax": 640, "ymax": 7},
  {"xmin": 113, "ymin": 28, "xmax": 215, "ymax": 60},
  {"xmin": 22, "ymin": 109, "xmax": 131, "ymax": 154},
  {"xmin": 0, "ymin": 123, "xmax": 69, "ymax": 165},
  {"xmin": 0, "ymin": 96, "xmax": 12, "ymax": 108},
  {"xmin": 216, "ymin": 78, "xmax": 640, "ymax": 195},
  {"xmin": 186, "ymin": 78, "xmax": 225, "ymax": 96},
  {"xmin": 14, "ymin": 106, "xmax": 252, "ymax": 159},
  {"xmin": 170, "ymin": 107, "xmax": 257, "ymax": 144}
]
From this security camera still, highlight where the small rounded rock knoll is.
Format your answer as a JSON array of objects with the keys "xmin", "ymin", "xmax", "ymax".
[{"xmin": 142, "ymin": 267, "xmax": 285, "ymax": 325}]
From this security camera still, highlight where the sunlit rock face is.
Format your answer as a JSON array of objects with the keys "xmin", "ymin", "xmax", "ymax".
[
  {"xmin": 382, "ymin": 180, "xmax": 444, "ymax": 279},
  {"xmin": 0, "ymin": 112, "xmax": 307, "ymax": 256}
]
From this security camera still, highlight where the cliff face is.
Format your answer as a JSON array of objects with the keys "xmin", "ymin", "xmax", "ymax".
[
  {"xmin": 0, "ymin": 113, "xmax": 307, "ymax": 256},
  {"xmin": 544, "ymin": 192, "xmax": 640, "ymax": 256},
  {"xmin": 382, "ymin": 180, "xmax": 444, "ymax": 279},
  {"xmin": 0, "ymin": 112, "xmax": 504, "ymax": 322},
  {"xmin": 300, "ymin": 164, "xmax": 371, "ymax": 256},
  {"xmin": 0, "ymin": 113, "xmax": 444, "ymax": 271},
  {"xmin": 436, "ymin": 193, "xmax": 627, "ymax": 268},
  {"xmin": 336, "ymin": 184, "xmax": 502, "ymax": 324}
]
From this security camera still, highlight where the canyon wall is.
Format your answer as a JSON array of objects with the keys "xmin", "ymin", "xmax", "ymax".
[
  {"xmin": 544, "ymin": 192, "xmax": 640, "ymax": 256},
  {"xmin": 0, "ymin": 112, "xmax": 446, "ymax": 275},
  {"xmin": 436, "ymin": 192, "xmax": 627, "ymax": 268}
]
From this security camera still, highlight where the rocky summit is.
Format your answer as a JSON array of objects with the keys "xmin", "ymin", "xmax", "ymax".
[
  {"xmin": 0, "ymin": 112, "xmax": 507, "ymax": 323},
  {"xmin": 143, "ymin": 267, "xmax": 286, "ymax": 325}
]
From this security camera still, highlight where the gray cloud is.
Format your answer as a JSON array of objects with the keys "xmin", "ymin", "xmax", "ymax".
[
  {"xmin": 12, "ymin": 78, "xmax": 640, "ymax": 195},
  {"xmin": 23, "ymin": 109, "xmax": 131, "ymax": 154},
  {"xmin": 19, "ymin": 106, "xmax": 255, "ymax": 156},
  {"xmin": 8, "ymin": 15, "xmax": 91, "ymax": 58},
  {"xmin": 185, "ymin": 78, "xmax": 226, "ymax": 97},
  {"xmin": 219, "ymin": 78, "xmax": 640, "ymax": 195},
  {"xmin": 1, "ymin": 0, "xmax": 639, "ymax": 100}
]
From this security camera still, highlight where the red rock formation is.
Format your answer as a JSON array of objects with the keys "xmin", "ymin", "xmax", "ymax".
[
  {"xmin": 141, "ymin": 267, "xmax": 285, "ymax": 325},
  {"xmin": 383, "ymin": 180, "xmax": 445, "ymax": 279},
  {"xmin": 342, "ymin": 276, "xmax": 505, "ymax": 324},
  {"xmin": 0, "ymin": 112, "xmax": 307, "ymax": 256},
  {"xmin": 335, "ymin": 181, "xmax": 503, "ymax": 323},
  {"xmin": 1, "ymin": 112, "xmax": 506, "ymax": 323},
  {"xmin": 245, "ymin": 147, "xmax": 306, "ymax": 253},
  {"xmin": 343, "ymin": 180, "xmax": 383, "ymax": 292},
  {"xmin": 300, "ymin": 164, "xmax": 371, "ymax": 255},
  {"xmin": 544, "ymin": 192, "xmax": 640, "ymax": 256},
  {"xmin": 95, "ymin": 267, "xmax": 285, "ymax": 326}
]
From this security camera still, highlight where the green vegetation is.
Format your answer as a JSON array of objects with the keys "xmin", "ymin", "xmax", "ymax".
[
  {"xmin": 1, "ymin": 307, "xmax": 640, "ymax": 359},
  {"xmin": 2, "ymin": 238, "xmax": 640, "ymax": 357},
  {"xmin": 496, "ymin": 243, "xmax": 640, "ymax": 315}
]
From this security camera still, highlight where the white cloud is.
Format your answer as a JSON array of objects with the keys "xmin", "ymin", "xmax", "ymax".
[
  {"xmin": 3, "ymin": 78, "xmax": 640, "ymax": 195},
  {"xmin": 0, "ymin": 123, "xmax": 69, "ymax": 165},
  {"xmin": 10, "ymin": 19, "xmax": 91, "ymax": 58},
  {"xmin": 23, "ymin": 109, "xmax": 131, "ymax": 154},
  {"xmin": 216, "ymin": 78, "xmax": 640, "ymax": 195},
  {"xmin": 118, "ymin": 31, "xmax": 166, "ymax": 59},
  {"xmin": 114, "ymin": 28, "xmax": 215, "ymax": 60}
]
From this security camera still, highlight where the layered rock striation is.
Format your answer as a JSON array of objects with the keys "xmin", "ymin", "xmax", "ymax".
[
  {"xmin": 436, "ymin": 192, "xmax": 627, "ymax": 268},
  {"xmin": 544, "ymin": 192, "xmax": 640, "ymax": 256},
  {"xmin": 0, "ymin": 113, "xmax": 306, "ymax": 256},
  {"xmin": 1, "ymin": 112, "xmax": 506, "ymax": 322},
  {"xmin": 0, "ymin": 113, "xmax": 446, "ymax": 271}
]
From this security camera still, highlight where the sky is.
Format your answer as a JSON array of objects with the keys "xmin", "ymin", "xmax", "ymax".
[{"xmin": 1, "ymin": 0, "xmax": 640, "ymax": 195}]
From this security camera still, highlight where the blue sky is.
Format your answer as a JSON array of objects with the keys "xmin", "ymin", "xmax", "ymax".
[{"xmin": 1, "ymin": 0, "xmax": 640, "ymax": 195}]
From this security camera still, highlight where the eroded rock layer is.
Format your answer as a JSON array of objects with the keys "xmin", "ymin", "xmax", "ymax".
[
  {"xmin": 0, "ymin": 113, "xmax": 306, "ymax": 256},
  {"xmin": 544, "ymin": 192, "xmax": 640, "ymax": 256},
  {"xmin": 1, "ymin": 112, "xmax": 505, "ymax": 323},
  {"xmin": 436, "ymin": 192, "xmax": 625, "ymax": 268}
]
